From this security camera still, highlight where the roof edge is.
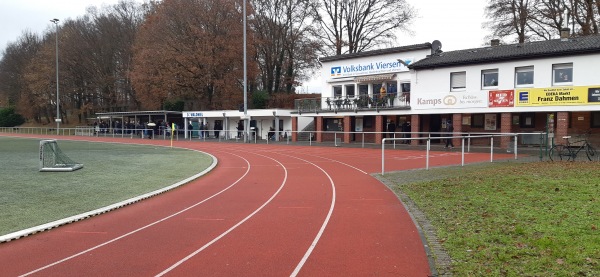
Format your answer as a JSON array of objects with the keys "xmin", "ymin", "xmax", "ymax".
[
  {"xmin": 320, "ymin": 43, "xmax": 432, "ymax": 63},
  {"xmin": 408, "ymin": 48, "xmax": 600, "ymax": 70}
]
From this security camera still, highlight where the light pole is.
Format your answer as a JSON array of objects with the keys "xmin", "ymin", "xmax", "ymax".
[
  {"xmin": 50, "ymin": 18, "xmax": 60, "ymax": 132},
  {"xmin": 243, "ymin": 0, "xmax": 248, "ymax": 142}
]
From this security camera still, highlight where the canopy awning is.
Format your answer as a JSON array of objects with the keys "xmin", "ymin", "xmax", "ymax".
[{"xmin": 354, "ymin": 73, "xmax": 396, "ymax": 83}]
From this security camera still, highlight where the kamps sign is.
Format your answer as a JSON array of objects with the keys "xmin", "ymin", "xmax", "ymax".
[{"xmin": 329, "ymin": 58, "xmax": 412, "ymax": 79}]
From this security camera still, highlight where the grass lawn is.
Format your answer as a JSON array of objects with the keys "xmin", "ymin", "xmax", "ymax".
[
  {"xmin": 0, "ymin": 137, "xmax": 213, "ymax": 236},
  {"xmin": 384, "ymin": 162, "xmax": 599, "ymax": 276}
]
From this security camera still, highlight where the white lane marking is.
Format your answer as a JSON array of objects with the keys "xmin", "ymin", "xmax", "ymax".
[
  {"xmin": 155, "ymin": 153, "xmax": 289, "ymax": 276},
  {"xmin": 228, "ymin": 148, "xmax": 338, "ymax": 276},
  {"xmin": 288, "ymin": 155, "xmax": 336, "ymax": 277},
  {"xmin": 258, "ymin": 148, "xmax": 368, "ymax": 175},
  {"xmin": 19, "ymin": 153, "xmax": 252, "ymax": 277}
]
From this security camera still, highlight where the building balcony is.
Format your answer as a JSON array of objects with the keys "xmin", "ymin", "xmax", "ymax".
[{"xmin": 294, "ymin": 93, "xmax": 410, "ymax": 114}]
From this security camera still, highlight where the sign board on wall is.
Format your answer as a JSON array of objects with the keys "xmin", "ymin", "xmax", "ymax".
[
  {"xmin": 184, "ymin": 112, "xmax": 204, "ymax": 117},
  {"xmin": 484, "ymin": 114, "xmax": 497, "ymax": 131},
  {"xmin": 355, "ymin": 118, "xmax": 363, "ymax": 131},
  {"xmin": 329, "ymin": 57, "xmax": 413, "ymax": 79},
  {"xmin": 488, "ymin": 90, "xmax": 514, "ymax": 107},
  {"xmin": 515, "ymin": 86, "xmax": 599, "ymax": 106},
  {"xmin": 412, "ymin": 91, "xmax": 487, "ymax": 110}
]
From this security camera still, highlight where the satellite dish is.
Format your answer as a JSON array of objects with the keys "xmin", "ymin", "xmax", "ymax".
[{"xmin": 431, "ymin": 40, "xmax": 442, "ymax": 55}]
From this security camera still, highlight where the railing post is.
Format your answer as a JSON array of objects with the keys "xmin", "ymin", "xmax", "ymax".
[
  {"xmin": 490, "ymin": 137, "xmax": 494, "ymax": 162},
  {"xmin": 334, "ymin": 132, "xmax": 338, "ymax": 147},
  {"xmin": 467, "ymin": 133, "xmax": 471, "ymax": 152},
  {"xmin": 426, "ymin": 139, "xmax": 431, "ymax": 170},
  {"xmin": 461, "ymin": 137, "xmax": 465, "ymax": 166},
  {"xmin": 362, "ymin": 133, "xmax": 365, "ymax": 148},
  {"xmin": 381, "ymin": 138, "xmax": 386, "ymax": 175}
]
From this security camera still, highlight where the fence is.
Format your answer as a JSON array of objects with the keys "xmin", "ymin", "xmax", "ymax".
[
  {"xmin": 1, "ymin": 126, "xmax": 551, "ymax": 155},
  {"xmin": 380, "ymin": 133, "xmax": 531, "ymax": 175},
  {"xmin": 0, "ymin": 127, "xmax": 548, "ymax": 147}
]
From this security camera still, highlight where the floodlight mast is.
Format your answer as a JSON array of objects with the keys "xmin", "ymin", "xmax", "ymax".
[
  {"xmin": 243, "ymin": 0, "xmax": 248, "ymax": 142},
  {"xmin": 50, "ymin": 18, "xmax": 60, "ymax": 133}
]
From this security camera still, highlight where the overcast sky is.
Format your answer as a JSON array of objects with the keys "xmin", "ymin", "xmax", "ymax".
[
  {"xmin": 0, "ymin": 0, "xmax": 128, "ymax": 54},
  {"xmin": 0, "ymin": 0, "xmax": 490, "ymax": 92}
]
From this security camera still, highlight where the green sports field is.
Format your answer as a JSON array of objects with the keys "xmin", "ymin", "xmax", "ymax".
[{"xmin": 0, "ymin": 137, "xmax": 213, "ymax": 236}]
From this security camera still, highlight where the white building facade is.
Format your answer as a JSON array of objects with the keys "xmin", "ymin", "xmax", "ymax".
[
  {"xmin": 293, "ymin": 44, "xmax": 433, "ymax": 144},
  {"xmin": 408, "ymin": 33, "xmax": 600, "ymax": 147},
  {"xmin": 291, "ymin": 33, "xmax": 600, "ymax": 147}
]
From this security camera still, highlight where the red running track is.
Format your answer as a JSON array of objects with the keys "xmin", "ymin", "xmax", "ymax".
[{"xmin": 0, "ymin": 134, "xmax": 513, "ymax": 276}]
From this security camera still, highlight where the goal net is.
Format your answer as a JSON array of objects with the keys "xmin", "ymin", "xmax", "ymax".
[{"xmin": 39, "ymin": 140, "xmax": 83, "ymax": 172}]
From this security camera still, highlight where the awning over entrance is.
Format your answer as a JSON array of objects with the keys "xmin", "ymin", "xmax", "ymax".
[{"xmin": 354, "ymin": 73, "xmax": 396, "ymax": 83}]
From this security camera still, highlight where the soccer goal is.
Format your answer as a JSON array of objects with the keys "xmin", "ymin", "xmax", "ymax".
[{"xmin": 39, "ymin": 140, "xmax": 84, "ymax": 172}]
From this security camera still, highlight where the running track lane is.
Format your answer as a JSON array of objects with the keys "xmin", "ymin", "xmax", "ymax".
[{"xmin": 0, "ymin": 134, "xmax": 511, "ymax": 276}]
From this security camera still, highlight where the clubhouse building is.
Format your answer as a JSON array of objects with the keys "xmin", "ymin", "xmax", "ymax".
[{"xmin": 291, "ymin": 30, "xmax": 600, "ymax": 148}]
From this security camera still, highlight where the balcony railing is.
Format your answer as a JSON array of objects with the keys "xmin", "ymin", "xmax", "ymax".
[{"xmin": 294, "ymin": 93, "xmax": 410, "ymax": 114}]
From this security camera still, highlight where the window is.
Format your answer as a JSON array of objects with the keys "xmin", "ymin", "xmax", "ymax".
[
  {"xmin": 481, "ymin": 69, "xmax": 498, "ymax": 89},
  {"xmin": 324, "ymin": 118, "xmax": 343, "ymax": 131},
  {"xmin": 387, "ymin": 82, "xmax": 397, "ymax": 94},
  {"xmin": 520, "ymin": 113, "xmax": 535, "ymax": 128},
  {"xmin": 515, "ymin": 66, "xmax": 534, "ymax": 87},
  {"xmin": 553, "ymin": 63, "xmax": 573, "ymax": 85},
  {"xmin": 372, "ymin": 83, "xmax": 383, "ymax": 95},
  {"xmin": 345, "ymin": 84, "xmax": 355, "ymax": 97},
  {"xmin": 359, "ymin": 84, "xmax": 368, "ymax": 96},
  {"xmin": 400, "ymin": 82, "xmax": 411, "ymax": 93},
  {"xmin": 451, "ymin": 72, "xmax": 466, "ymax": 91},
  {"xmin": 471, "ymin": 114, "xmax": 484, "ymax": 128},
  {"xmin": 333, "ymin": 85, "xmax": 342, "ymax": 97},
  {"xmin": 364, "ymin": 116, "xmax": 374, "ymax": 128},
  {"xmin": 591, "ymin": 112, "xmax": 600, "ymax": 128}
]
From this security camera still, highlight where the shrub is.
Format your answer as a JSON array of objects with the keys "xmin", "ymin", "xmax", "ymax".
[{"xmin": 0, "ymin": 107, "xmax": 25, "ymax": 127}]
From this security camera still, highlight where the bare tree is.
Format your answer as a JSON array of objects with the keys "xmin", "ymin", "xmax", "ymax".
[
  {"xmin": 131, "ymin": 0, "xmax": 255, "ymax": 110},
  {"xmin": 252, "ymin": 0, "xmax": 321, "ymax": 95},
  {"xmin": 21, "ymin": 36, "xmax": 57, "ymax": 124},
  {"xmin": 313, "ymin": 0, "xmax": 415, "ymax": 55},
  {"xmin": 0, "ymin": 31, "xmax": 41, "ymax": 108},
  {"xmin": 486, "ymin": 0, "xmax": 600, "ymax": 43},
  {"xmin": 485, "ymin": 0, "xmax": 538, "ymax": 43},
  {"xmin": 569, "ymin": 0, "xmax": 599, "ymax": 35}
]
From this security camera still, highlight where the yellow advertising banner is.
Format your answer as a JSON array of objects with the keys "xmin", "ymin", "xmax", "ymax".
[{"xmin": 516, "ymin": 86, "xmax": 600, "ymax": 106}]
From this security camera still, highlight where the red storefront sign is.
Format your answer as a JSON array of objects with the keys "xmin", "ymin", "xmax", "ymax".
[{"xmin": 488, "ymin": 90, "xmax": 514, "ymax": 107}]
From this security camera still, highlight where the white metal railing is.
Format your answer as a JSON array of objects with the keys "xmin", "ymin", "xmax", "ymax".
[{"xmin": 381, "ymin": 133, "xmax": 522, "ymax": 175}]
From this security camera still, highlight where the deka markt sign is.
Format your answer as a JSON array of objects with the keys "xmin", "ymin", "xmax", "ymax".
[
  {"xmin": 516, "ymin": 86, "xmax": 596, "ymax": 106},
  {"xmin": 329, "ymin": 58, "xmax": 412, "ymax": 78}
]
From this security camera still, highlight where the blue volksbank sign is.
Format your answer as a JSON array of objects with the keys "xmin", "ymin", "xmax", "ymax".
[{"xmin": 330, "ymin": 58, "xmax": 412, "ymax": 78}]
